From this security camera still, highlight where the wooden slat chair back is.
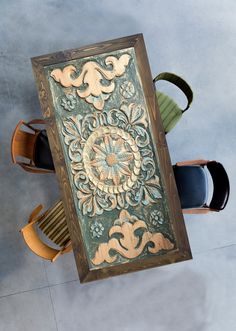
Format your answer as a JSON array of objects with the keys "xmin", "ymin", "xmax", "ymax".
[
  {"xmin": 21, "ymin": 201, "xmax": 72, "ymax": 262},
  {"xmin": 11, "ymin": 119, "xmax": 54, "ymax": 173}
]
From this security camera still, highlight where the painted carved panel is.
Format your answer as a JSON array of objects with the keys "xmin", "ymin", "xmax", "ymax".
[
  {"xmin": 32, "ymin": 35, "xmax": 191, "ymax": 281},
  {"xmin": 45, "ymin": 47, "xmax": 175, "ymax": 269}
]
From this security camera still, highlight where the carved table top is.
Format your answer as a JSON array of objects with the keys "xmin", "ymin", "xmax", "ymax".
[{"xmin": 32, "ymin": 34, "xmax": 191, "ymax": 283}]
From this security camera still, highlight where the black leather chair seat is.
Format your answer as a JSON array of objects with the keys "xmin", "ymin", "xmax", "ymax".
[
  {"xmin": 34, "ymin": 130, "xmax": 55, "ymax": 171},
  {"xmin": 173, "ymin": 165, "xmax": 208, "ymax": 209}
]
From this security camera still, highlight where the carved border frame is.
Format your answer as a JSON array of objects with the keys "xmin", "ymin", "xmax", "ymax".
[{"xmin": 31, "ymin": 34, "xmax": 192, "ymax": 283}]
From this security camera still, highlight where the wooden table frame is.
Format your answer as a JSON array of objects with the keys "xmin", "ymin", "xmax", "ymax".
[{"xmin": 32, "ymin": 34, "xmax": 192, "ymax": 283}]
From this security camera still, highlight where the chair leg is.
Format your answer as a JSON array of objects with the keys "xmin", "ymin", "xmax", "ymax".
[
  {"xmin": 62, "ymin": 242, "xmax": 73, "ymax": 254},
  {"xmin": 51, "ymin": 250, "xmax": 62, "ymax": 262}
]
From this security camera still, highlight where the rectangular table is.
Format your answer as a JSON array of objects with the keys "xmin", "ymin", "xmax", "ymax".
[{"xmin": 32, "ymin": 34, "xmax": 192, "ymax": 283}]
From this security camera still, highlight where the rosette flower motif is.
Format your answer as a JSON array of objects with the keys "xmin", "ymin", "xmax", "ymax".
[
  {"xmin": 150, "ymin": 210, "xmax": 164, "ymax": 226},
  {"xmin": 90, "ymin": 221, "xmax": 104, "ymax": 238},
  {"xmin": 61, "ymin": 94, "xmax": 77, "ymax": 111},
  {"xmin": 90, "ymin": 134, "xmax": 134, "ymax": 186}
]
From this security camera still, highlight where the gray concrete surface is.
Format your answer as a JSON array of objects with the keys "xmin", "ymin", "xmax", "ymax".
[{"xmin": 0, "ymin": 1, "xmax": 235, "ymax": 330}]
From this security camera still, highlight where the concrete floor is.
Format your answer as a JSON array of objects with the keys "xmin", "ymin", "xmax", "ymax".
[{"xmin": 0, "ymin": 1, "xmax": 236, "ymax": 330}]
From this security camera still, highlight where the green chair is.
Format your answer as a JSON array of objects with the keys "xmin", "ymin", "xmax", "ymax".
[{"xmin": 153, "ymin": 72, "xmax": 193, "ymax": 133}]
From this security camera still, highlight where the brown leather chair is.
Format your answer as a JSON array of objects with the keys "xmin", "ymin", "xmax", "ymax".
[{"xmin": 11, "ymin": 119, "xmax": 54, "ymax": 173}]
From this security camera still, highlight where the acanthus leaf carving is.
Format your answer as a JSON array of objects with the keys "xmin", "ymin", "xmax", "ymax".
[
  {"xmin": 91, "ymin": 210, "xmax": 174, "ymax": 265},
  {"xmin": 50, "ymin": 54, "xmax": 131, "ymax": 110},
  {"xmin": 62, "ymin": 104, "xmax": 162, "ymax": 217}
]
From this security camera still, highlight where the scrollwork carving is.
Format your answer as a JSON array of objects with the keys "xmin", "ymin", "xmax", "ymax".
[
  {"xmin": 91, "ymin": 210, "xmax": 174, "ymax": 265},
  {"xmin": 50, "ymin": 54, "xmax": 131, "ymax": 110},
  {"xmin": 62, "ymin": 103, "xmax": 162, "ymax": 216}
]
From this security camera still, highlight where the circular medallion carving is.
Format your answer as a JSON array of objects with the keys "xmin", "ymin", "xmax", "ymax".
[{"xmin": 82, "ymin": 126, "xmax": 141, "ymax": 193}]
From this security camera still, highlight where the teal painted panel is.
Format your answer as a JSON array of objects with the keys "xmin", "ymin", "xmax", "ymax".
[{"xmin": 44, "ymin": 47, "xmax": 175, "ymax": 270}]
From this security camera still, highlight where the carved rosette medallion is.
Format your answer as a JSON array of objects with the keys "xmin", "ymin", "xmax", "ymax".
[
  {"xmin": 82, "ymin": 126, "xmax": 141, "ymax": 194},
  {"xmin": 62, "ymin": 103, "xmax": 162, "ymax": 216}
]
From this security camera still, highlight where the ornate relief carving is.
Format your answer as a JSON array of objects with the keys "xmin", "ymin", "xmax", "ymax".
[
  {"xmin": 91, "ymin": 210, "xmax": 174, "ymax": 265},
  {"xmin": 120, "ymin": 81, "xmax": 135, "ymax": 98},
  {"xmin": 90, "ymin": 221, "xmax": 104, "ymax": 239},
  {"xmin": 62, "ymin": 103, "xmax": 162, "ymax": 216},
  {"xmin": 82, "ymin": 126, "xmax": 141, "ymax": 193},
  {"xmin": 60, "ymin": 93, "xmax": 77, "ymax": 111},
  {"xmin": 50, "ymin": 54, "xmax": 131, "ymax": 110}
]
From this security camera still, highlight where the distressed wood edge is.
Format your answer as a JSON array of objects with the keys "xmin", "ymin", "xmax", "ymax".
[
  {"xmin": 133, "ymin": 35, "xmax": 192, "ymax": 259},
  {"xmin": 81, "ymin": 248, "xmax": 192, "ymax": 283},
  {"xmin": 31, "ymin": 33, "xmax": 142, "ymax": 66},
  {"xmin": 31, "ymin": 56, "xmax": 90, "ymax": 282}
]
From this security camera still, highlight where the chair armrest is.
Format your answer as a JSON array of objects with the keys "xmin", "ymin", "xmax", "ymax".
[
  {"xmin": 153, "ymin": 72, "xmax": 193, "ymax": 111},
  {"xmin": 29, "ymin": 204, "xmax": 44, "ymax": 223},
  {"xmin": 21, "ymin": 223, "xmax": 61, "ymax": 262},
  {"xmin": 19, "ymin": 162, "xmax": 55, "ymax": 174},
  {"xmin": 176, "ymin": 159, "xmax": 210, "ymax": 167},
  {"xmin": 26, "ymin": 119, "xmax": 46, "ymax": 132},
  {"xmin": 182, "ymin": 207, "xmax": 218, "ymax": 214}
]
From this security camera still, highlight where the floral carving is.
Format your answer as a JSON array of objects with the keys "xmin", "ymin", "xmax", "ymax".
[
  {"xmin": 90, "ymin": 221, "xmax": 104, "ymax": 238},
  {"xmin": 50, "ymin": 54, "xmax": 131, "ymax": 110},
  {"xmin": 150, "ymin": 210, "xmax": 164, "ymax": 226},
  {"xmin": 91, "ymin": 210, "xmax": 174, "ymax": 265},
  {"xmin": 82, "ymin": 126, "xmax": 141, "ymax": 194},
  {"xmin": 62, "ymin": 102, "xmax": 162, "ymax": 216},
  {"xmin": 120, "ymin": 81, "xmax": 135, "ymax": 98},
  {"xmin": 61, "ymin": 94, "xmax": 77, "ymax": 111}
]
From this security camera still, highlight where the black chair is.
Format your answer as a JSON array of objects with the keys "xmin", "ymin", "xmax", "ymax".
[
  {"xmin": 173, "ymin": 159, "xmax": 230, "ymax": 214},
  {"xmin": 34, "ymin": 129, "xmax": 55, "ymax": 171},
  {"xmin": 11, "ymin": 119, "xmax": 55, "ymax": 173}
]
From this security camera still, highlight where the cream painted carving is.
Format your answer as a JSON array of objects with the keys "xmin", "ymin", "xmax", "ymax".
[
  {"xmin": 91, "ymin": 210, "xmax": 174, "ymax": 265},
  {"xmin": 50, "ymin": 54, "xmax": 131, "ymax": 110},
  {"xmin": 62, "ymin": 103, "xmax": 162, "ymax": 216},
  {"xmin": 82, "ymin": 126, "xmax": 141, "ymax": 193}
]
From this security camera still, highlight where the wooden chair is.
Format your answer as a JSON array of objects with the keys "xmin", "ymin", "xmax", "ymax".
[
  {"xmin": 11, "ymin": 119, "xmax": 55, "ymax": 173},
  {"xmin": 153, "ymin": 72, "xmax": 193, "ymax": 133},
  {"xmin": 173, "ymin": 160, "xmax": 230, "ymax": 214},
  {"xmin": 21, "ymin": 201, "xmax": 72, "ymax": 262}
]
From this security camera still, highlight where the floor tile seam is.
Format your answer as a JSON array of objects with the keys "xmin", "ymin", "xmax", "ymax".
[
  {"xmin": 0, "ymin": 284, "xmax": 50, "ymax": 300},
  {"xmin": 42, "ymin": 261, "xmax": 59, "ymax": 331},
  {"xmin": 48, "ymin": 286, "xmax": 60, "ymax": 331},
  {"xmin": 49, "ymin": 278, "xmax": 78, "ymax": 288},
  {"xmin": 0, "ymin": 242, "xmax": 235, "ymax": 301},
  {"xmin": 0, "ymin": 278, "xmax": 78, "ymax": 301},
  {"xmin": 194, "ymin": 243, "xmax": 236, "ymax": 256}
]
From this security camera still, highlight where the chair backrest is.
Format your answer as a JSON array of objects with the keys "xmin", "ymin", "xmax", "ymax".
[
  {"xmin": 11, "ymin": 119, "xmax": 54, "ymax": 173},
  {"xmin": 39, "ymin": 201, "xmax": 70, "ymax": 248},
  {"xmin": 11, "ymin": 120, "xmax": 37, "ymax": 163},
  {"xmin": 174, "ymin": 160, "xmax": 230, "ymax": 214},
  {"xmin": 153, "ymin": 72, "xmax": 193, "ymax": 133},
  {"xmin": 207, "ymin": 161, "xmax": 230, "ymax": 211},
  {"xmin": 21, "ymin": 201, "xmax": 72, "ymax": 262}
]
